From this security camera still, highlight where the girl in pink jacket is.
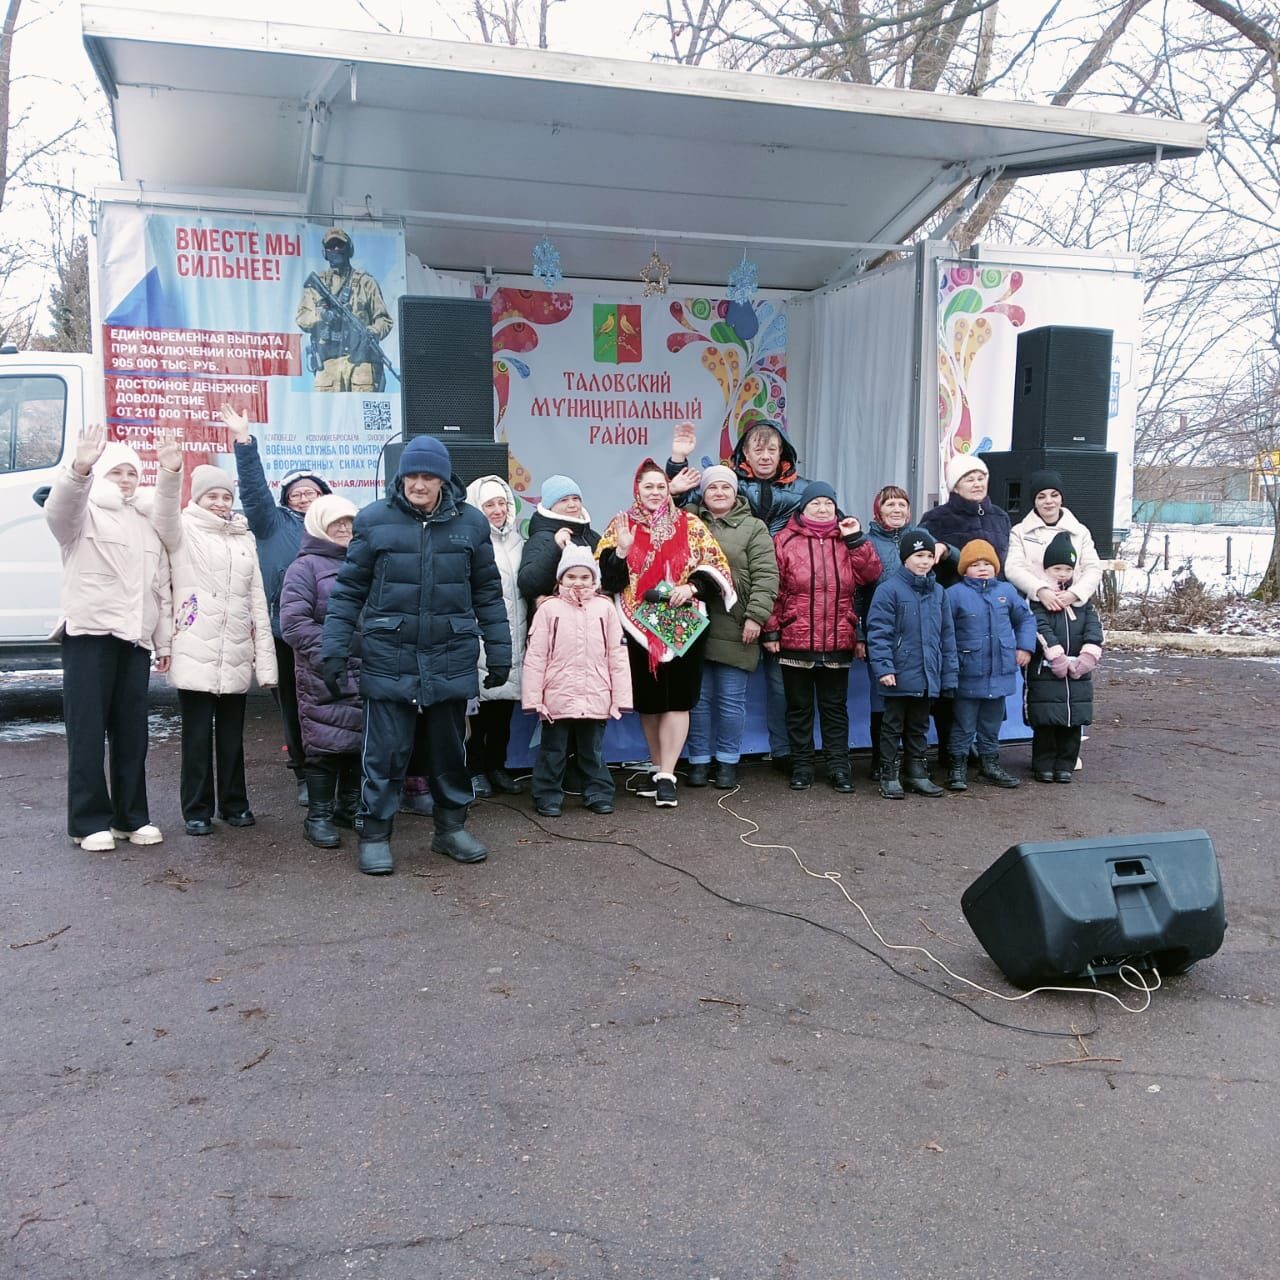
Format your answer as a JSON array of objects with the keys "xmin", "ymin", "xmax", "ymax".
[{"xmin": 522, "ymin": 546, "xmax": 632, "ymax": 818}]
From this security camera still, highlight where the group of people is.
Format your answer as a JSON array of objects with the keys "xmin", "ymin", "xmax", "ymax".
[{"xmin": 45, "ymin": 414, "xmax": 1104, "ymax": 875}]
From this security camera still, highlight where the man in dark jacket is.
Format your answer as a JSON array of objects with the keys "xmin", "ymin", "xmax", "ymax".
[
  {"xmin": 665, "ymin": 420, "xmax": 814, "ymax": 536},
  {"xmin": 320, "ymin": 436, "xmax": 512, "ymax": 875},
  {"xmin": 221, "ymin": 406, "xmax": 332, "ymax": 802}
]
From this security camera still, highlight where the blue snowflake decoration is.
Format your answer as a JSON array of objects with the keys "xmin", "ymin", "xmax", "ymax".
[
  {"xmin": 532, "ymin": 236, "xmax": 563, "ymax": 289},
  {"xmin": 727, "ymin": 252, "xmax": 759, "ymax": 305}
]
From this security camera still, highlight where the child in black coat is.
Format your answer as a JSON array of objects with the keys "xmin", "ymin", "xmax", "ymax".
[{"xmin": 1025, "ymin": 532, "xmax": 1104, "ymax": 783}]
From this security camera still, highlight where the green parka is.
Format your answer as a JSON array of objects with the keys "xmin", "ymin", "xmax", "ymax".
[{"xmin": 692, "ymin": 495, "xmax": 779, "ymax": 672}]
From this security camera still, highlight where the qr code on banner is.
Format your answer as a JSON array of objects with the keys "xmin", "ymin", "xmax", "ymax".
[{"xmin": 361, "ymin": 400, "xmax": 393, "ymax": 433}]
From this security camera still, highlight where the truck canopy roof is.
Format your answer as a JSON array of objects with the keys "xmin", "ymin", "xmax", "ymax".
[{"xmin": 83, "ymin": 5, "xmax": 1206, "ymax": 290}]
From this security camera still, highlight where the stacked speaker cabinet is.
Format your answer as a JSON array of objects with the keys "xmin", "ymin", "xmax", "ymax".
[
  {"xmin": 983, "ymin": 448, "xmax": 1118, "ymax": 556},
  {"xmin": 961, "ymin": 830, "xmax": 1226, "ymax": 989},
  {"xmin": 399, "ymin": 296, "xmax": 495, "ymax": 440},
  {"xmin": 975, "ymin": 324, "xmax": 1118, "ymax": 555},
  {"xmin": 393, "ymin": 296, "xmax": 508, "ymax": 491},
  {"xmin": 1011, "ymin": 325, "xmax": 1112, "ymax": 452}
]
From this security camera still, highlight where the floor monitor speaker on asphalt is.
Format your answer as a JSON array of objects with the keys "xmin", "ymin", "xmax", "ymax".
[
  {"xmin": 399, "ymin": 296, "xmax": 494, "ymax": 439},
  {"xmin": 383, "ymin": 440, "xmax": 510, "ymax": 493},
  {"xmin": 1011, "ymin": 325, "xmax": 1112, "ymax": 452},
  {"xmin": 960, "ymin": 830, "xmax": 1225, "ymax": 989},
  {"xmin": 980, "ymin": 447, "xmax": 1117, "ymax": 556}
]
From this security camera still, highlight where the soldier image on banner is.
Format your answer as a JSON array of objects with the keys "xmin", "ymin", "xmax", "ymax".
[{"xmin": 296, "ymin": 228, "xmax": 394, "ymax": 393}]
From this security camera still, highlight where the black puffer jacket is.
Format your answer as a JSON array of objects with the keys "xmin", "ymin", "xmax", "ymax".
[
  {"xmin": 517, "ymin": 507, "xmax": 601, "ymax": 605},
  {"xmin": 918, "ymin": 492, "xmax": 1012, "ymax": 588},
  {"xmin": 1024, "ymin": 599, "xmax": 1104, "ymax": 728},
  {"xmin": 320, "ymin": 477, "xmax": 511, "ymax": 706}
]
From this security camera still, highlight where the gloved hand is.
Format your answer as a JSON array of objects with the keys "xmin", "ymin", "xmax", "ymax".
[
  {"xmin": 483, "ymin": 666, "xmax": 510, "ymax": 689},
  {"xmin": 940, "ymin": 688, "xmax": 955, "ymax": 699},
  {"xmin": 1043, "ymin": 644, "xmax": 1070, "ymax": 679},
  {"xmin": 320, "ymin": 656, "xmax": 346, "ymax": 699},
  {"xmin": 1069, "ymin": 646, "xmax": 1101, "ymax": 679}
]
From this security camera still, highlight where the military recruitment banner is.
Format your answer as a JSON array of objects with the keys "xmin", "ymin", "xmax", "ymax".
[
  {"xmin": 97, "ymin": 203, "xmax": 406, "ymax": 502},
  {"xmin": 490, "ymin": 288, "xmax": 787, "ymax": 524}
]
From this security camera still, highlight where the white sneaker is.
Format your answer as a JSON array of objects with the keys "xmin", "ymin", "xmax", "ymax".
[
  {"xmin": 111, "ymin": 825, "xmax": 164, "ymax": 846},
  {"xmin": 75, "ymin": 830, "xmax": 116, "ymax": 852}
]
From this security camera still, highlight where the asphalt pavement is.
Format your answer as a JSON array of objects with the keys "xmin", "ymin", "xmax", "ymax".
[{"xmin": 2, "ymin": 653, "xmax": 1277, "ymax": 1279}]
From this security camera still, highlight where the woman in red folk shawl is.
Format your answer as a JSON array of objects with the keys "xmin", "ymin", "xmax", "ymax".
[{"xmin": 598, "ymin": 460, "xmax": 735, "ymax": 808}]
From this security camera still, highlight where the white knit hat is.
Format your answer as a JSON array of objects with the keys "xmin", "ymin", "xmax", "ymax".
[
  {"xmin": 92, "ymin": 441, "xmax": 144, "ymax": 480},
  {"xmin": 944, "ymin": 451, "xmax": 989, "ymax": 492},
  {"xmin": 305, "ymin": 494, "xmax": 358, "ymax": 541},
  {"xmin": 189, "ymin": 464, "xmax": 234, "ymax": 504},
  {"xmin": 556, "ymin": 544, "xmax": 600, "ymax": 584}
]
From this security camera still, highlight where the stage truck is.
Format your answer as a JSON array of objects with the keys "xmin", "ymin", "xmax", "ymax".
[{"xmin": 0, "ymin": 6, "xmax": 1204, "ymax": 670}]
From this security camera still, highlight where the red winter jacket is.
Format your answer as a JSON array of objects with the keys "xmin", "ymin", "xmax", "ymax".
[{"xmin": 766, "ymin": 518, "xmax": 882, "ymax": 654}]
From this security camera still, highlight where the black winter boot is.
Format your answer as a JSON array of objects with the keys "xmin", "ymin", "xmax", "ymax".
[
  {"xmin": 431, "ymin": 805, "xmax": 488, "ymax": 863},
  {"xmin": 878, "ymin": 755, "xmax": 905, "ymax": 800},
  {"xmin": 713, "ymin": 761, "xmax": 738, "ymax": 790},
  {"xmin": 333, "ymin": 760, "xmax": 362, "ymax": 830},
  {"xmin": 903, "ymin": 757, "xmax": 944, "ymax": 797},
  {"xmin": 945, "ymin": 756, "xmax": 968, "ymax": 791},
  {"xmin": 357, "ymin": 819, "xmax": 394, "ymax": 876},
  {"xmin": 686, "ymin": 762, "xmax": 710, "ymax": 787},
  {"xmin": 303, "ymin": 767, "xmax": 341, "ymax": 848},
  {"xmin": 978, "ymin": 755, "xmax": 1020, "ymax": 789}
]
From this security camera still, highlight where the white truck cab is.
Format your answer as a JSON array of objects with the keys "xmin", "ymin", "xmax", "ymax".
[{"xmin": 0, "ymin": 348, "xmax": 97, "ymax": 663}]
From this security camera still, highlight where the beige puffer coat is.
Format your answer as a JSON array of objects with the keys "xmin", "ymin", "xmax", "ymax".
[
  {"xmin": 464, "ymin": 474, "xmax": 527, "ymax": 701},
  {"xmin": 43, "ymin": 462, "xmax": 175, "ymax": 653},
  {"xmin": 154, "ymin": 497, "xmax": 277, "ymax": 695}
]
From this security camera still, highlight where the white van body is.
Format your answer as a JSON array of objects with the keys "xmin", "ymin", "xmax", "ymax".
[{"xmin": 0, "ymin": 351, "xmax": 100, "ymax": 657}]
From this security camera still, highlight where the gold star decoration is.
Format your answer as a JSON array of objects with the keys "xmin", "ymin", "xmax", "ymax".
[{"xmin": 640, "ymin": 248, "xmax": 671, "ymax": 297}]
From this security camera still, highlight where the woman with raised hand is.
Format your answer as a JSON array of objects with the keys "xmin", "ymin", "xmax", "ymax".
[
  {"xmin": 597, "ymin": 459, "xmax": 735, "ymax": 809},
  {"xmin": 464, "ymin": 474, "xmax": 528, "ymax": 797},
  {"xmin": 43, "ymin": 425, "xmax": 179, "ymax": 852},
  {"xmin": 221, "ymin": 405, "xmax": 332, "ymax": 804},
  {"xmin": 153, "ymin": 456, "xmax": 277, "ymax": 836},
  {"xmin": 280, "ymin": 495, "xmax": 363, "ymax": 848}
]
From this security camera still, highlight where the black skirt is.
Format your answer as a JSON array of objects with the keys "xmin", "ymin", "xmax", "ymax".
[{"xmin": 626, "ymin": 635, "xmax": 707, "ymax": 714}]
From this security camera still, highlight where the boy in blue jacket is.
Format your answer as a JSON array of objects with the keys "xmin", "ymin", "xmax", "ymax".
[
  {"xmin": 944, "ymin": 540, "xmax": 1036, "ymax": 791},
  {"xmin": 865, "ymin": 528, "xmax": 958, "ymax": 799}
]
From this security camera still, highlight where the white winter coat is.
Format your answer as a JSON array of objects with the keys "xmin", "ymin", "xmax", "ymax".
[
  {"xmin": 154, "ymin": 497, "xmax": 277, "ymax": 695},
  {"xmin": 465, "ymin": 474, "xmax": 527, "ymax": 701},
  {"xmin": 43, "ymin": 462, "xmax": 174, "ymax": 653},
  {"xmin": 1005, "ymin": 506, "xmax": 1104, "ymax": 606}
]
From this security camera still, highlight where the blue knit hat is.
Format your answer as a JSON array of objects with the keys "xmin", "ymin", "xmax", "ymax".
[
  {"xmin": 801, "ymin": 481, "xmax": 838, "ymax": 509},
  {"xmin": 398, "ymin": 435, "xmax": 451, "ymax": 480},
  {"xmin": 541, "ymin": 474, "xmax": 582, "ymax": 509}
]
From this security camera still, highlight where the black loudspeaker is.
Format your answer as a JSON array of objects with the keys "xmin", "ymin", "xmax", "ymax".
[
  {"xmin": 982, "ymin": 448, "xmax": 1117, "ymax": 557},
  {"xmin": 384, "ymin": 441, "xmax": 510, "ymax": 493},
  {"xmin": 399, "ymin": 296, "xmax": 494, "ymax": 439},
  {"xmin": 1011, "ymin": 325, "xmax": 1112, "ymax": 452},
  {"xmin": 961, "ymin": 830, "xmax": 1225, "ymax": 989}
]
